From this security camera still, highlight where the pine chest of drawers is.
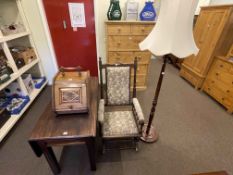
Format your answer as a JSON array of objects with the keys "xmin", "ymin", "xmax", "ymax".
[
  {"xmin": 105, "ymin": 21, "xmax": 155, "ymax": 90},
  {"xmin": 202, "ymin": 57, "xmax": 233, "ymax": 113}
]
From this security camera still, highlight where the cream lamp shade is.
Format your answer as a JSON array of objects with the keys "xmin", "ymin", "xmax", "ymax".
[{"xmin": 139, "ymin": 0, "xmax": 200, "ymax": 58}]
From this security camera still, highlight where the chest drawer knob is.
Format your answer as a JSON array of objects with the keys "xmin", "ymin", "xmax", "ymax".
[
  {"xmin": 226, "ymin": 90, "xmax": 230, "ymax": 93},
  {"xmin": 117, "ymin": 42, "xmax": 121, "ymax": 46},
  {"xmin": 215, "ymin": 73, "xmax": 219, "ymax": 76},
  {"xmin": 207, "ymin": 87, "xmax": 211, "ymax": 91},
  {"xmin": 117, "ymin": 27, "xmax": 121, "ymax": 32},
  {"xmin": 211, "ymin": 80, "xmax": 215, "ymax": 83},
  {"xmin": 141, "ymin": 28, "xmax": 145, "ymax": 32},
  {"xmin": 220, "ymin": 64, "xmax": 223, "ymax": 68},
  {"xmin": 222, "ymin": 98, "xmax": 225, "ymax": 101}
]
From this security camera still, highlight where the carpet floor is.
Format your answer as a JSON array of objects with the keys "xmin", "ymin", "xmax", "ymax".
[{"xmin": 0, "ymin": 59, "xmax": 233, "ymax": 175}]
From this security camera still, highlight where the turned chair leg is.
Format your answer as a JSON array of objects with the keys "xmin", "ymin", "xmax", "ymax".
[
  {"xmin": 135, "ymin": 143, "xmax": 139, "ymax": 152},
  {"xmin": 134, "ymin": 137, "xmax": 139, "ymax": 152},
  {"xmin": 101, "ymin": 141, "xmax": 105, "ymax": 155}
]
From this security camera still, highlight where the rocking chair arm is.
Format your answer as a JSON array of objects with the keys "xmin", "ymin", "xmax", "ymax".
[
  {"xmin": 98, "ymin": 99, "xmax": 105, "ymax": 125},
  {"xmin": 132, "ymin": 98, "xmax": 145, "ymax": 125}
]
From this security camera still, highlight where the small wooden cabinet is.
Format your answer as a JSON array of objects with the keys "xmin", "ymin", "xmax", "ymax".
[
  {"xmin": 202, "ymin": 56, "xmax": 233, "ymax": 113},
  {"xmin": 105, "ymin": 21, "xmax": 155, "ymax": 90},
  {"xmin": 180, "ymin": 5, "xmax": 233, "ymax": 89}
]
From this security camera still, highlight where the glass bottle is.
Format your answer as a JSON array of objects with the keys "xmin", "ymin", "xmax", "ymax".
[
  {"xmin": 107, "ymin": 0, "xmax": 122, "ymax": 20},
  {"xmin": 140, "ymin": 1, "xmax": 156, "ymax": 21},
  {"xmin": 107, "ymin": 0, "xmax": 113, "ymax": 20}
]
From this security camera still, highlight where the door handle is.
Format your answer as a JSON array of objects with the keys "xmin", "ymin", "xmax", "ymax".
[{"xmin": 63, "ymin": 20, "xmax": 67, "ymax": 29}]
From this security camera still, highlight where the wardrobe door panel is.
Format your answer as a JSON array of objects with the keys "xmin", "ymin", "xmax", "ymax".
[{"xmin": 194, "ymin": 10, "xmax": 226, "ymax": 74}]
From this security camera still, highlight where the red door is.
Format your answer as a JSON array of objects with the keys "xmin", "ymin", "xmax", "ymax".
[{"xmin": 43, "ymin": 0, "xmax": 98, "ymax": 76}]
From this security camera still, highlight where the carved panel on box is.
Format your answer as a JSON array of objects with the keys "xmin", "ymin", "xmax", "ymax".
[
  {"xmin": 60, "ymin": 88, "xmax": 81, "ymax": 104},
  {"xmin": 60, "ymin": 87, "xmax": 81, "ymax": 104},
  {"xmin": 55, "ymin": 85, "xmax": 88, "ymax": 113}
]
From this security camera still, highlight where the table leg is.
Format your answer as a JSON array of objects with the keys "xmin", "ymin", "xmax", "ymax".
[
  {"xmin": 86, "ymin": 137, "xmax": 96, "ymax": 171},
  {"xmin": 39, "ymin": 142, "xmax": 61, "ymax": 175}
]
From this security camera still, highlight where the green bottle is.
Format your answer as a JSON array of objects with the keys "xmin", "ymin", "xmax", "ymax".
[
  {"xmin": 107, "ymin": 0, "xmax": 122, "ymax": 20},
  {"xmin": 107, "ymin": 0, "xmax": 113, "ymax": 20}
]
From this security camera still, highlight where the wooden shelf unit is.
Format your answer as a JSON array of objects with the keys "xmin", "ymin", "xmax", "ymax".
[
  {"xmin": 0, "ymin": 0, "xmax": 47, "ymax": 142},
  {"xmin": 0, "ymin": 31, "xmax": 30, "ymax": 43}
]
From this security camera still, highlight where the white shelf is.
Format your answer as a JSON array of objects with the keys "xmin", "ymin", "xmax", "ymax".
[
  {"xmin": 0, "ymin": 0, "xmax": 46, "ymax": 142},
  {"xmin": 0, "ymin": 114, "xmax": 21, "ymax": 142},
  {"xmin": 0, "ymin": 80, "xmax": 47, "ymax": 142},
  {"xmin": 0, "ymin": 59, "xmax": 39, "ymax": 91},
  {"xmin": 18, "ymin": 59, "xmax": 39, "ymax": 75},
  {"xmin": 0, "ymin": 31, "xmax": 30, "ymax": 43},
  {"xmin": 29, "ymin": 79, "xmax": 48, "ymax": 101},
  {"xmin": 0, "ymin": 73, "xmax": 18, "ymax": 91},
  {"xmin": 12, "ymin": 80, "xmax": 48, "ymax": 118}
]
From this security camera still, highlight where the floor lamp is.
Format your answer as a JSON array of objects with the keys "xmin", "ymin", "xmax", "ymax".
[{"xmin": 139, "ymin": 0, "xmax": 200, "ymax": 143}]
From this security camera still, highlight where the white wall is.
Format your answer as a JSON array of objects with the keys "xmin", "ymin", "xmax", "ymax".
[
  {"xmin": 210, "ymin": 0, "xmax": 233, "ymax": 5},
  {"xmin": 196, "ymin": 0, "xmax": 211, "ymax": 14},
  {"xmin": 21, "ymin": 0, "xmax": 58, "ymax": 85}
]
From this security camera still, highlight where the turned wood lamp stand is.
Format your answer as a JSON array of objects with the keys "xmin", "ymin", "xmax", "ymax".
[
  {"xmin": 139, "ymin": 0, "xmax": 200, "ymax": 143},
  {"xmin": 140, "ymin": 55, "xmax": 169, "ymax": 143}
]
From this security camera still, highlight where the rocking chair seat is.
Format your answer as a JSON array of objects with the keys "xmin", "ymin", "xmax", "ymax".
[{"xmin": 103, "ymin": 111, "xmax": 139, "ymax": 138}]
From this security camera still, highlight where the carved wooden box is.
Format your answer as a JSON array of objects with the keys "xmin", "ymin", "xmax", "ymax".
[{"xmin": 52, "ymin": 67, "xmax": 90, "ymax": 115}]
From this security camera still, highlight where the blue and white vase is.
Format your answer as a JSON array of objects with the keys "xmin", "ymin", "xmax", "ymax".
[{"xmin": 140, "ymin": 1, "xmax": 156, "ymax": 21}]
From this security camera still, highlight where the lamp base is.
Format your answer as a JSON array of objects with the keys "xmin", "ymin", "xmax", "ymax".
[{"xmin": 140, "ymin": 124, "xmax": 159, "ymax": 143}]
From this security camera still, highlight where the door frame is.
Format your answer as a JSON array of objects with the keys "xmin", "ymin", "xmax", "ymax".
[{"xmin": 36, "ymin": 0, "xmax": 100, "ymax": 76}]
